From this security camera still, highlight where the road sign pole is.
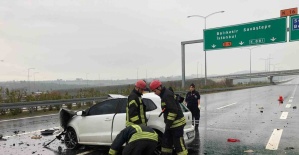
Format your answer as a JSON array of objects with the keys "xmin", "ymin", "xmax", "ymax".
[{"xmin": 204, "ymin": 18, "xmax": 207, "ymax": 86}]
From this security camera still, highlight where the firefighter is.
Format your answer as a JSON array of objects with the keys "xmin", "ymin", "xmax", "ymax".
[
  {"xmin": 185, "ymin": 83, "xmax": 200, "ymax": 130},
  {"xmin": 126, "ymin": 80, "xmax": 147, "ymax": 126},
  {"xmin": 150, "ymin": 80, "xmax": 188, "ymax": 155},
  {"xmin": 108, "ymin": 124, "xmax": 158, "ymax": 155}
]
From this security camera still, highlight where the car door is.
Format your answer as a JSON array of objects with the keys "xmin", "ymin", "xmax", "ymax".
[
  {"xmin": 111, "ymin": 98, "xmax": 127, "ymax": 141},
  {"xmin": 111, "ymin": 98, "xmax": 155, "ymax": 141},
  {"xmin": 76, "ymin": 99, "xmax": 120, "ymax": 144}
]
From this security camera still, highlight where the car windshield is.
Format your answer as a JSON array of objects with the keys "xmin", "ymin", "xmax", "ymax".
[{"xmin": 179, "ymin": 102, "xmax": 189, "ymax": 112}]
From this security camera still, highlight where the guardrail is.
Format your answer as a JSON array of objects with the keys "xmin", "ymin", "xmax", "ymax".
[
  {"xmin": 0, "ymin": 97, "xmax": 108, "ymax": 109},
  {"xmin": 174, "ymin": 84, "xmax": 272, "ymax": 95},
  {"xmin": 0, "ymin": 83, "xmax": 279, "ymax": 110}
]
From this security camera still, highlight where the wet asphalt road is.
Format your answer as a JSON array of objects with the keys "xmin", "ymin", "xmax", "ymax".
[{"xmin": 0, "ymin": 78, "xmax": 298, "ymax": 155}]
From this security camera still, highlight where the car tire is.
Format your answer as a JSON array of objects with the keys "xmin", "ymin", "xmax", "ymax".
[
  {"xmin": 153, "ymin": 131, "xmax": 163, "ymax": 155},
  {"xmin": 64, "ymin": 127, "xmax": 79, "ymax": 149}
]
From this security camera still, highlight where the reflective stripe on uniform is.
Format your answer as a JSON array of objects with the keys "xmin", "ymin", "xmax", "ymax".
[
  {"xmin": 131, "ymin": 124, "xmax": 142, "ymax": 133},
  {"xmin": 180, "ymin": 137, "xmax": 186, "ymax": 151},
  {"xmin": 129, "ymin": 125, "xmax": 157, "ymax": 143},
  {"xmin": 168, "ymin": 112, "xmax": 177, "ymax": 117},
  {"xmin": 177, "ymin": 149, "xmax": 188, "ymax": 155},
  {"xmin": 129, "ymin": 132, "xmax": 158, "ymax": 143},
  {"xmin": 167, "ymin": 112, "xmax": 177, "ymax": 120},
  {"xmin": 109, "ymin": 148, "xmax": 118, "ymax": 155},
  {"xmin": 130, "ymin": 115, "xmax": 139, "ymax": 122},
  {"xmin": 126, "ymin": 121, "xmax": 134, "ymax": 126},
  {"xmin": 140, "ymin": 100, "xmax": 146, "ymax": 124},
  {"xmin": 162, "ymin": 147, "xmax": 173, "ymax": 153},
  {"xmin": 129, "ymin": 100, "xmax": 138, "ymax": 107},
  {"xmin": 170, "ymin": 117, "xmax": 186, "ymax": 128},
  {"xmin": 167, "ymin": 115, "xmax": 175, "ymax": 120}
]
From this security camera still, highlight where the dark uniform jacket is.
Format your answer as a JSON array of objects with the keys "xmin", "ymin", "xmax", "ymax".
[
  {"xmin": 126, "ymin": 89, "xmax": 147, "ymax": 126},
  {"xmin": 108, "ymin": 125, "xmax": 158, "ymax": 155},
  {"xmin": 185, "ymin": 90, "xmax": 200, "ymax": 107},
  {"xmin": 159, "ymin": 87, "xmax": 186, "ymax": 130}
]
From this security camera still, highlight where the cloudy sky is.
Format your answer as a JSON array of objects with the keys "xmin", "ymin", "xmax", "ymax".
[{"xmin": 0, "ymin": 0, "xmax": 298, "ymax": 81}]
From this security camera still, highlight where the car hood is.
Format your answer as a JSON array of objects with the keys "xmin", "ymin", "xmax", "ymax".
[{"xmin": 59, "ymin": 108, "xmax": 76, "ymax": 130}]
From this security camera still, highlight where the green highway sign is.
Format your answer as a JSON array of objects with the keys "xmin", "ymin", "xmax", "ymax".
[
  {"xmin": 290, "ymin": 15, "xmax": 299, "ymax": 42},
  {"xmin": 204, "ymin": 17, "xmax": 287, "ymax": 51}
]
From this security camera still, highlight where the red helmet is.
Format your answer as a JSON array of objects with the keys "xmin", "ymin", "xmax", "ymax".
[
  {"xmin": 150, "ymin": 80, "xmax": 162, "ymax": 91},
  {"xmin": 135, "ymin": 80, "xmax": 146, "ymax": 89}
]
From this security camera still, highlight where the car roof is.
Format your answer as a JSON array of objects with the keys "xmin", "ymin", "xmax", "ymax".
[
  {"xmin": 108, "ymin": 94, "xmax": 127, "ymax": 98},
  {"xmin": 142, "ymin": 92, "xmax": 160, "ymax": 99}
]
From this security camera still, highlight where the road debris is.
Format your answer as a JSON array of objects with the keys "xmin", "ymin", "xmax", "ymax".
[
  {"xmin": 293, "ymin": 106, "xmax": 297, "ymax": 109},
  {"xmin": 244, "ymin": 149, "xmax": 254, "ymax": 153},
  {"xmin": 41, "ymin": 129, "xmax": 55, "ymax": 135},
  {"xmin": 285, "ymin": 147, "xmax": 295, "ymax": 150},
  {"xmin": 31, "ymin": 135, "xmax": 42, "ymax": 139},
  {"xmin": 227, "ymin": 138, "xmax": 240, "ymax": 142}
]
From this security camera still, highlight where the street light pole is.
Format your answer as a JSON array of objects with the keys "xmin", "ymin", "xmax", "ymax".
[
  {"xmin": 34, "ymin": 72, "xmax": 39, "ymax": 92},
  {"xmin": 241, "ymin": 46, "xmax": 260, "ymax": 84},
  {"xmin": 187, "ymin": 11, "xmax": 225, "ymax": 85},
  {"xmin": 260, "ymin": 58, "xmax": 267, "ymax": 72},
  {"xmin": 197, "ymin": 62, "xmax": 199, "ymax": 79},
  {"xmin": 27, "ymin": 68, "xmax": 35, "ymax": 93},
  {"xmin": 86, "ymin": 73, "xmax": 89, "ymax": 87}
]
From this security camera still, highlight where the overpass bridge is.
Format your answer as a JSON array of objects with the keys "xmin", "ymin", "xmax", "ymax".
[{"xmin": 208, "ymin": 69, "xmax": 299, "ymax": 84}]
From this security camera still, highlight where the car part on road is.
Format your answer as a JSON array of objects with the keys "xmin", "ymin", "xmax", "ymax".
[
  {"xmin": 43, "ymin": 131, "xmax": 65, "ymax": 148},
  {"xmin": 31, "ymin": 135, "xmax": 42, "ymax": 139},
  {"xmin": 41, "ymin": 129, "xmax": 55, "ymax": 135}
]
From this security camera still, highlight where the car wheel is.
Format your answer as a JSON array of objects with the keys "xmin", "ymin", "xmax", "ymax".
[
  {"xmin": 64, "ymin": 128, "xmax": 79, "ymax": 149},
  {"xmin": 153, "ymin": 131, "xmax": 163, "ymax": 155}
]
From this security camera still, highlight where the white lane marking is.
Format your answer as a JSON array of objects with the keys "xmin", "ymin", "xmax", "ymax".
[
  {"xmin": 0, "ymin": 113, "xmax": 58, "ymax": 123},
  {"xmin": 77, "ymin": 150, "xmax": 95, "ymax": 155},
  {"xmin": 288, "ymin": 99, "xmax": 293, "ymax": 103},
  {"xmin": 216, "ymin": 102, "xmax": 237, "ymax": 110},
  {"xmin": 266, "ymin": 129, "xmax": 283, "ymax": 150},
  {"xmin": 290, "ymin": 85, "xmax": 297, "ymax": 98},
  {"xmin": 2, "ymin": 126, "xmax": 60, "ymax": 139},
  {"xmin": 290, "ymin": 97, "xmax": 294, "ymax": 99},
  {"xmin": 280, "ymin": 112, "xmax": 288, "ymax": 119},
  {"xmin": 286, "ymin": 104, "xmax": 292, "ymax": 108}
]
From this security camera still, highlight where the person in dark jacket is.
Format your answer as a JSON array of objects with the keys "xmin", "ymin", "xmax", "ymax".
[
  {"xmin": 150, "ymin": 80, "xmax": 188, "ymax": 155},
  {"xmin": 108, "ymin": 124, "xmax": 158, "ymax": 155},
  {"xmin": 126, "ymin": 80, "xmax": 147, "ymax": 126},
  {"xmin": 185, "ymin": 83, "xmax": 200, "ymax": 130}
]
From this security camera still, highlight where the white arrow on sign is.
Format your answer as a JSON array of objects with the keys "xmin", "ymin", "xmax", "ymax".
[
  {"xmin": 270, "ymin": 37, "xmax": 276, "ymax": 41},
  {"xmin": 211, "ymin": 44, "xmax": 216, "ymax": 48},
  {"xmin": 239, "ymin": 41, "xmax": 244, "ymax": 45}
]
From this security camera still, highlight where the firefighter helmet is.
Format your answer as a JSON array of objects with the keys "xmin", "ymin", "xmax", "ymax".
[
  {"xmin": 150, "ymin": 80, "xmax": 162, "ymax": 91},
  {"xmin": 135, "ymin": 80, "xmax": 146, "ymax": 89}
]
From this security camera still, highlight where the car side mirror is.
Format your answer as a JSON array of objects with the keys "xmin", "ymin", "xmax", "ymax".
[{"xmin": 76, "ymin": 111, "xmax": 86, "ymax": 116}]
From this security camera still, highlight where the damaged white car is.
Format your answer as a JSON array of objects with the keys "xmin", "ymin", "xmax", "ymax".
[{"xmin": 59, "ymin": 93, "xmax": 195, "ymax": 153}]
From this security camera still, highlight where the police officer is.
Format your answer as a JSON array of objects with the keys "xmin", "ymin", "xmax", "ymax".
[
  {"xmin": 126, "ymin": 80, "xmax": 147, "ymax": 126},
  {"xmin": 185, "ymin": 83, "xmax": 200, "ymax": 130},
  {"xmin": 150, "ymin": 80, "xmax": 188, "ymax": 155},
  {"xmin": 109, "ymin": 124, "xmax": 158, "ymax": 155}
]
